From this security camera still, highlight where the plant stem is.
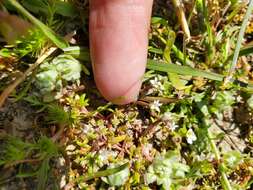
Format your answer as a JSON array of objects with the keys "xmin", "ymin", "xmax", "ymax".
[
  {"xmin": 155, "ymin": 33, "xmax": 194, "ymax": 66},
  {"xmin": 202, "ymin": 0, "xmax": 215, "ymax": 65},
  {"xmin": 227, "ymin": 0, "xmax": 253, "ymax": 80},
  {"xmin": 208, "ymin": 131, "xmax": 233, "ymax": 190}
]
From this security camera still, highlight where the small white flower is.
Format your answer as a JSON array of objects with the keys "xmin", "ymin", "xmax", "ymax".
[
  {"xmin": 82, "ymin": 123, "xmax": 94, "ymax": 134},
  {"xmin": 236, "ymin": 95, "xmax": 243, "ymax": 102},
  {"xmin": 150, "ymin": 77, "xmax": 160, "ymax": 87},
  {"xmin": 98, "ymin": 149, "xmax": 117, "ymax": 164},
  {"xmin": 150, "ymin": 77, "xmax": 165, "ymax": 91},
  {"xmin": 170, "ymin": 122, "xmax": 179, "ymax": 131},
  {"xmin": 150, "ymin": 100, "xmax": 162, "ymax": 112},
  {"xmin": 186, "ymin": 128, "xmax": 197, "ymax": 144},
  {"xmin": 162, "ymin": 112, "xmax": 179, "ymax": 131}
]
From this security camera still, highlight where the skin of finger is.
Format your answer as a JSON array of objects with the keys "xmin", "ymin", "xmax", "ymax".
[{"xmin": 89, "ymin": 0, "xmax": 153, "ymax": 104}]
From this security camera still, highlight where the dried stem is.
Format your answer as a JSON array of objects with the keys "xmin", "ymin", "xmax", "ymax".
[
  {"xmin": 172, "ymin": 0, "xmax": 191, "ymax": 39},
  {"xmin": 0, "ymin": 47, "xmax": 57, "ymax": 107}
]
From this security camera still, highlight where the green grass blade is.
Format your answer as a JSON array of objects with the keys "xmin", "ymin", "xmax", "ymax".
[
  {"xmin": 208, "ymin": 132, "xmax": 233, "ymax": 190},
  {"xmin": 63, "ymin": 46, "xmax": 90, "ymax": 61},
  {"xmin": 78, "ymin": 163, "xmax": 129, "ymax": 182},
  {"xmin": 226, "ymin": 41, "xmax": 253, "ymax": 62},
  {"xmin": 6, "ymin": 0, "xmax": 69, "ymax": 49},
  {"xmin": 202, "ymin": 0, "xmax": 215, "ymax": 64},
  {"xmin": 237, "ymin": 43, "xmax": 253, "ymax": 57},
  {"xmin": 228, "ymin": 0, "xmax": 253, "ymax": 77},
  {"xmin": 147, "ymin": 59, "xmax": 253, "ymax": 90},
  {"xmin": 147, "ymin": 59, "xmax": 223, "ymax": 81},
  {"xmin": 171, "ymin": 45, "xmax": 195, "ymax": 67},
  {"xmin": 37, "ymin": 158, "xmax": 50, "ymax": 190}
]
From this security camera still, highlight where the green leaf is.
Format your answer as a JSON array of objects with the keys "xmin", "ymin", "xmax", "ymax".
[
  {"xmin": 0, "ymin": 136, "xmax": 34, "ymax": 165},
  {"xmin": 21, "ymin": 0, "xmax": 78, "ymax": 17},
  {"xmin": 78, "ymin": 163, "xmax": 129, "ymax": 182},
  {"xmin": 20, "ymin": 0, "xmax": 47, "ymax": 14},
  {"xmin": 103, "ymin": 163, "xmax": 130, "ymax": 186},
  {"xmin": 147, "ymin": 59, "xmax": 253, "ymax": 90},
  {"xmin": 37, "ymin": 158, "xmax": 50, "ymax": 190},
  {"xmin": 54, "ymin": 1, "xmax": 78, "ymax": 17},
  {"xmin": 227, "ymin": 0, "xmax": 253, "ymax": 77},
  {"xmin": 35, "ymin": 68, "xmax": 59, "ymax": 93},
  {"xmin": 148, "ymin": 47, "xmax": 163, "ymax": 54},
  {"xmin": 226, "ymin": 41, "xmax": 253, "ymax": 63},
  {"xmin": 0, "ymin": 48, "xmax": 12, "ymax": 57},
  {"xmin": 223, "ymin": 151, "xmax": 243, "ymax": 168},
  {"xmin": 145, "ymin": 172, "xmax": 157, "ymax": 184},
  {"xmin": 16, "ymin": 171, "xmax": 37, "ymax": 178},
  {"xmin": 53, "ymin": 54, "xmax": 82, "ymax": 81},
  {"xmin": 168, "ymin": 73, "xmax": 189, "ymax": 90},
  {"xmin": 35, "ymin": 54, "xmax": 82, "ymax": 98},
  {"xmin": 63, "ymin": 46, "xmax": 90, "ymax": 62},
  {"xmin": 145, "ymin": 151, "xmax": 189, "ymax": 189},
  {"xmin": 46, "ymin": 104, "xmax": 71, "ymax": 125},
  {"xmin": 37, "ymin": 136, "xmax": 59, "ymax": 158},
  {"xmin": 163, "ymin": 30, "xmax": 176, "ymax": 63},
  {"xmin": 147, "ymin": 59, "xmax": 223, "ymax": 81},
  {"xmin": 151, "ymin": 17, "xmax": 168, "ymax": 26}
]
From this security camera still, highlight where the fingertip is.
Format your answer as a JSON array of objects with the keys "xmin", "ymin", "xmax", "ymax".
[
  {"xmin": 89, "ymin": 0, "xmax": 153, "ymax": 105},
  {"xmin": 95, "ymin": 77, "xmax": 142, "ymax": 105}
]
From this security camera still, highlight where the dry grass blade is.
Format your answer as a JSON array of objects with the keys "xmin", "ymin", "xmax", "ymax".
[{"xmin": 172, "ymin": 0, "xmax": 191, "ymax": 39}]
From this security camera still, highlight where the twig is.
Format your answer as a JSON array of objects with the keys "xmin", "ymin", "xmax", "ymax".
[
  {"xmin": 51, "ymin": 123, "xmax": 66, "ymax": 142},
  {"xmin": 213, "ymin": 120, "xmax": 243, "ymax": 152},
  {"xmin": 142, "ymin": 120, "xmax": 161, "ymax": 137},
  {"xmin": 0, "ymin": 47, "xmax": 57, "ymax": 107},
  {"xmin": 139, "ymin": 96, "xmax": 178, "ymax": 104},
  {"xmin": 225, "ymin": 0, "xmax": 253, "ymax": 83},
  {"xmin": 214, "ymin": 2, "xmax": 231, "ymax": 30}
]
